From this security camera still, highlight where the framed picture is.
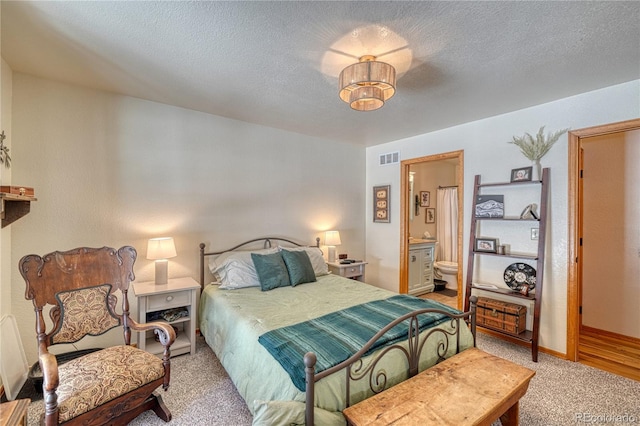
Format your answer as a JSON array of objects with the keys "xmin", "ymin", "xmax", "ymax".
[
  {"xmin": 420, "ymin": 191, "xmax": 430, "ymax": 207},
  {"xmin": 510, "ymin": 166, "xmax": 533, "ymax": 182},
  {"xmin": 475, "ymin": 237, "xmax": 498, "ymax": 253},
  {"xmin": 373, "ymin": 185, "xmax": 390, "ymax": 223},
  {"xmin": 425, "ymin": 208, "xmax": 435, "ymax": 223},
  {"xmin": 475, "ymin": 195, "xmax": 504, "ymax": 218}
]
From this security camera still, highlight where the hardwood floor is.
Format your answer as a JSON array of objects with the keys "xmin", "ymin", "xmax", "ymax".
[
  {"xmin": 579, "ymin": 326, "xmax": 640, "ymax": 381},
  {"xmin": 420, "ymin": 290, "xmax": 458, "ymax": 309},
  {"xmin": 421, "ymin": 293, "xmax": 639, "ymax": 382}
]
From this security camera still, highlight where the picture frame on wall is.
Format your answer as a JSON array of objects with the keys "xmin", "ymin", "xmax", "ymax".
[
  {"xmin": 510, "ymin": 166, "xmax": 533, "ymax": 182},
  {"xmin": 425, "ymin": 208, "xmax": 435, "ymax": 223},
  {"xmin": 420, "ymin": 191, "xmax": 430, "ymax": 207},
  {"xmin": 475, "ymin": 237, "xmax": 498, "ymax": 253},
  {"xmin": 373, "ymin": 185, "xmax": 390, "ymax": 223}
]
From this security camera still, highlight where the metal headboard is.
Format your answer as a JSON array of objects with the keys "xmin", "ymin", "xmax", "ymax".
[{"xmin": 199, "ymin": 237, "xmax": 321, "ymax": 290}]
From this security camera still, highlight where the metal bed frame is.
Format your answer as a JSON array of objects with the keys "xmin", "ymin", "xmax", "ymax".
[
  {"xmin": 198, "ymin": 237, "xmax": 477, "ymax": 425},
  {"xmin": 199, "ymin": 236, "xmax": 320, "ymax": 290}
]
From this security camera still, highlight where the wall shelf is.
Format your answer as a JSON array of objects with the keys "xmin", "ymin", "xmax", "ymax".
[{"xmin": 1, "ymin": 193, "xmax": 37, "ymax": 228}]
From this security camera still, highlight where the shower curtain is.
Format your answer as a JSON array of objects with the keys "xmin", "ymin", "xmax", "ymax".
[{"xmin": 436, "ymin": 187, "xmax": 458, "ymax": 262}]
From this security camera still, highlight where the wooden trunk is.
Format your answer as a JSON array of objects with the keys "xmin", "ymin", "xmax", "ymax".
[
  {"xmin": 476, "ymin": 297, "xmax": 526, "ymax": 336},
  {"xmin": 0, "ymin": 186, "xmax": 34, "ymax": 197}
]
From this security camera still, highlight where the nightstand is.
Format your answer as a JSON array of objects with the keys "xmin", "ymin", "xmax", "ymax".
[
  {"xmin": 327, "ymin": 261, "xmax": 367, "ymax": 282},
  {"xmin": 132, "ymin": 277, "xmax": 200, "ymax": 357}
]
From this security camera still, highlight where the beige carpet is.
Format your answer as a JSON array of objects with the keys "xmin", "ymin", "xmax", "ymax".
[{"xmin": 27, "ymin": 333, "xmax": 639, "ymax": 425}]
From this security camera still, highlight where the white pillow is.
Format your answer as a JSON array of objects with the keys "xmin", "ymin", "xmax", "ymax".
[
  {"xmin": 279, "ymin": 246, "xmax": 329, "ymax": 276},
  {"xmin": 209, "ymin": 248, "xmax": 279, "ymax": 289}
]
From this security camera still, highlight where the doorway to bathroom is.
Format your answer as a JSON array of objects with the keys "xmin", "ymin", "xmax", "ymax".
[{"xmin": 399, "ymin": 150, "xmax": 464, "ymax": 310}]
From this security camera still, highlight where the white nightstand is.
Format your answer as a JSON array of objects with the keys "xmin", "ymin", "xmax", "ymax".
[
  {"xmin": 132, "ymin": 277, "xmax": 200, "ymax": 357},
  {"xmin": 327, "ymin": 261, "xmax": 367, "ymax": 282}
]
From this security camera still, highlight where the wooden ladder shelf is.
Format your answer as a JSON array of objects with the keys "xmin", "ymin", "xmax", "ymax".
[{"xmin": 464, "ymin": 168, "xmax": 549, "ymax": 362}]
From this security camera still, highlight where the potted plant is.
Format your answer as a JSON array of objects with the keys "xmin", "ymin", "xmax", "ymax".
[{"xmin": 508, "ymin": 126, "xmax": 568, "ymax": 179}]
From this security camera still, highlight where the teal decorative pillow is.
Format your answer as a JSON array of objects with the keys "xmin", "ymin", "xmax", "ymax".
[
  {"xmin": 251, "ymin": 252, "xmax": 291, "ymax": 291},
  {"xmin": 281, "ymin": 249, "xmax": 316, "ymax": 287}
]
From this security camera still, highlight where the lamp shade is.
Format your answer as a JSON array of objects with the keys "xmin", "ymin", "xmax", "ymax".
[
  {"xmin": 339, "ymin": 55, "xmax": 396, "ymax": 111},
  {"xmin": 146, "ymin": 237, "xmax": 177, "ymax": 260},
  {"xmin": 324, "ymin": 231, "xmax": 342, "ymax": 247}
]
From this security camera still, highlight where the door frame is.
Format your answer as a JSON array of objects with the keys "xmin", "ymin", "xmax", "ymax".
[
  {"xmin": 567, "ymin": 118, "xmax": 640, "ymax": 361},
  {"xmin": 399, "ymin": 150, "xmax": 464, "ymax": 309}
]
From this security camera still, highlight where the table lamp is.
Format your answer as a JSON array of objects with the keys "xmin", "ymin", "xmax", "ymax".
[
  {"xmin": 147, "ymin": 237, "xmax": 177, "ymax": 284},
  {"xmin": 324, "ymin": 231, "xmax": 341, "ymax": 263}
]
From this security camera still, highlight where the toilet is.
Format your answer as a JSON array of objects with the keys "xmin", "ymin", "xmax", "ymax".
[
  {"xmin": 433, "ymin": 241, "xmax": 458, "ymax": 290},
  {"xmin": 434, "ymin": 260, "xmax": 458, "ymax": 275},
  {"xmin": 435, "ymin": 260, "xmax": 458, "ymax": 276}
]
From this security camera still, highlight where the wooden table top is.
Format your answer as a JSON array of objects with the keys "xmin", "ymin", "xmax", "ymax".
[
  {"xmin": 342, "ymin": 347, "xmax": 535, "ymax": 426},
  {"xmin": 0, "ymin": 399, "xmax": 30, "ymax": 426}
]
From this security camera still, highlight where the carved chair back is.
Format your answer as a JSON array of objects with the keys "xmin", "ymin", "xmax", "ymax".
[{"xmin": 19, "ymin": 246, "xmax": 137, "ymax": 349}]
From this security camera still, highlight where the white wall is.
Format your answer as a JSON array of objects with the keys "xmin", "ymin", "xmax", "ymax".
[
  {"xmin": 1, "ymin": 3, "xmax": 16, "ymax": 390},
  {"xmin": 1, "ymin": 58, "xmax": 13, "ymax": 318},
  {"xmin": 10, "ymin": 74, "xmax": 366, "ymax": 363},
  {"xmin": 365, "ymin": 80, "xmax": 640, "ymax": 355}
]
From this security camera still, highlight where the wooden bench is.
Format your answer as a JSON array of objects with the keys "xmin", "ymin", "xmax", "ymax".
[
  {"xmin": 342, "ymin": 348, "xmax": 535, "ymax": 426},
  {"xmin": 0, "ymin": 399, "xmax": 30, "ymax": 426}
]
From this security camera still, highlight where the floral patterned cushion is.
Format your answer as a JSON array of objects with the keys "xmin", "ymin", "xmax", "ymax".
[
  {"xmin": 53, "ymin": 285, "xmax": 120, "ymax": 344},
  {"xmin": 56, "ymin": 345, "xmax": 165, "ymax": 422}
]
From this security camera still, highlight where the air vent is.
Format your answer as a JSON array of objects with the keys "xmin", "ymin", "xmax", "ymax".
[{"xmin": 379, "ymin": 151, "xmax": 399, "ymax": 166}]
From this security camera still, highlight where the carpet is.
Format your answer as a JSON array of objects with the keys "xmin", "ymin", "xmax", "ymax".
[{"xmin": 26, "ymin": 333, "xmax": 640, "ymax": 426}]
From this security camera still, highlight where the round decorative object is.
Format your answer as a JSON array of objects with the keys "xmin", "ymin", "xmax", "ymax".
[{"xmin": 503, "ymin": 263, "xmax": 536, "ymax": 290}]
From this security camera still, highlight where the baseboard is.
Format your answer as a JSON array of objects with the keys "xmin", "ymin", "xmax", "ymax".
[
  {"xmin": 477, "ymin": 328, "xmax": 568, "ymax": 360},
  {"xmin": 581, "ymin": 325, "xmax": 640, "ymax": 347}
]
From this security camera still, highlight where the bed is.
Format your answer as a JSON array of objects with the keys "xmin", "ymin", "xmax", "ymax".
[{"xmin": 198, "ymin": 237, "xmax": 476, "ymax": 425}]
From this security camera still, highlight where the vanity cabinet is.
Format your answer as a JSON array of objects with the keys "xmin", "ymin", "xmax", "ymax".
[{"xmin": 408, "ymin": 242, "xmax": 435, "ymax": 295}]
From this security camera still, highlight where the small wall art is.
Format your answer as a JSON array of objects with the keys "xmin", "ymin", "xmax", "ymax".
[
  {"xmin": 373, "ymin": 185, "xmax": 390, "ymax": 223},
  {"xmin": 420, "ymin": 191, "xmax": 430, "ymax": 207},
  {"xmin": 426, "ymin": 208, "xmax": 435, "ymax": 223}
]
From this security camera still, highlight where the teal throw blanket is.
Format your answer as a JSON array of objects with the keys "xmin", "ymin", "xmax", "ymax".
[{"xmin": 258, "ymin": 295, "xmax": 460, "ymax": 391}]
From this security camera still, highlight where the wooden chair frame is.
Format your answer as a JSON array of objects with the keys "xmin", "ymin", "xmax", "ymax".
[{"xmin": 20, "ymin": 246, "xmax": 176, "ymax": 425}]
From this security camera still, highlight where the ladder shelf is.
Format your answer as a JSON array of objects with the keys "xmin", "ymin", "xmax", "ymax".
[{"xmin": 465, "ymin": 168, "xmax": 549, "ymax": 362}]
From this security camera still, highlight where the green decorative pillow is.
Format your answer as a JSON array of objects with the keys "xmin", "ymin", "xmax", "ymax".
[
  {"xmin": 251, "ymin": 252, "xmax": 291, "ymax": 291},
  {"xmin": 281, "ymin": 249, "xmax": 316, "ymax": 287}
]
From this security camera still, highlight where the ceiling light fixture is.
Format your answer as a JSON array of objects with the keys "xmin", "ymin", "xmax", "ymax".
[{"xmin": 339, "ymin": 55, "xmax": 396, "ymax": 112}]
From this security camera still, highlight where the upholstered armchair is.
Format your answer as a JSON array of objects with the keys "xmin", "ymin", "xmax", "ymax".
[{"xmin": 19, "ymin": 246, "xmax": 176, "ymax": 425}]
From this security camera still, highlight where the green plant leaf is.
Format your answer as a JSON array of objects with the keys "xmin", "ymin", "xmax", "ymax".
[{"xmin": 508, "ymin": 126, "xmax": 569, "ymax": 161}]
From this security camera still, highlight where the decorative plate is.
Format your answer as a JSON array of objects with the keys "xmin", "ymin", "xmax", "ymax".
[{"xmin": 503, "ymin": 263, "xmax": 536, "ymax": 290}]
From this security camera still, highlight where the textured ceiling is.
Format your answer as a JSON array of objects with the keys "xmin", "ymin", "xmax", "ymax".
[{"xmin": 2, "ymin": 1, "xmax": 639, "ymax": 146}]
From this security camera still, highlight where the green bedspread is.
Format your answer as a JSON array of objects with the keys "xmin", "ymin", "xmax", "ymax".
[
  {"xmin": 199, "ymin": 274, "xmax": 474, "ymax": 425},
  {"xmin": 258, "ymin": 295, "xmax": 459, "ymax": 391}
]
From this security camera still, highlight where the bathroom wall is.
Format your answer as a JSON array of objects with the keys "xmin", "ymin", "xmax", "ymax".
[{"xmin": 409, "ymin": 160, "xmax": 457, "ymax": 241}]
